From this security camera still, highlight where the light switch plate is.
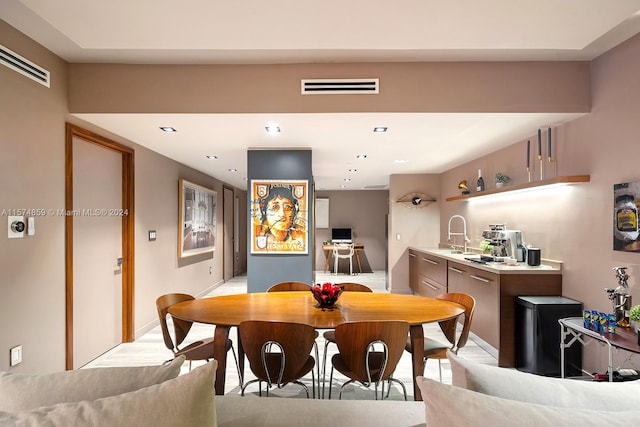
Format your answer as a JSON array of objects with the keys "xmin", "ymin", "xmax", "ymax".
[
  {"xmin": 10, "ymin": 345, "xmax": 22, "ymax": 366},
  {"xmin": 27, "ymin": 217, "xmax": 35, "ymax": 236}
]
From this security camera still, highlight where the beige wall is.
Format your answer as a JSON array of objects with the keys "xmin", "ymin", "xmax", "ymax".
[
  {"xmin": 0, "ymin": 20, "xmax": 69, "ymax": 374},
  {"xmin": 314, "ymin": 190, "xmax": 388, "ymax": 273},
  {"xmin": 388, "ymin": 174, "xmax": 441, "ymax": 293},
  {"xmin": 68, "ymin": 61, "xmax": 590, "ymax": 114},
  {"xmin": 437, "ymin": 33, "xmax": 640, "ymax": 372},
  {"xmin": 0, "ymin": 20, "xmax": 246, "ymax": 372}
]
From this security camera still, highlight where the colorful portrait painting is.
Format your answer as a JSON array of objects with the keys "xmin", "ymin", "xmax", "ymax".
[{"xmin": 250, "ymin": 180, "xmax": 308, "ymax": 254}]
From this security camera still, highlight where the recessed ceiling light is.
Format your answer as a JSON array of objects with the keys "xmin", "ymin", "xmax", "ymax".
[
  {"xmin": 265, "ymin": 125, "xmax": 281, "ymax": 134},
  {"xmin": 159, "ymin": 126, "xmax": 177, "ymax": 132},
  {"xmin": 340, "ymin": 185, "xmax": 347, "ymax": 189},
  {"xmin": 206, "ymin": 155, "xmax": 218, "ymax": 160},
  {"xmin": 228, "ymin": 168, "xmax": 238, "ymax": 172},
  {"xmin": 356, "ymin": 154, "xmax": 367, "ymax": 159},
  {"xmin": 348, "ymin": 169, "xmax": 358, "ymax": 172},
  {"xmin": 343, "ymin": 178, "xmax": 351, "ymax": 182},
  {"xmin": 394, "ymin": 159, "xmax": 408, "ymax": 164},
  {"xmin": 373, "ymin": 127, "xmax": 388, "ymax": 133}
]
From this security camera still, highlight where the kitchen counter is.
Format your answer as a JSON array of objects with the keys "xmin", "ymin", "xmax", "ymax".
[
  {"xmin": 410, "ymin": 247, "xmax": 562, "ymax": 275},
  {"xmin": 408, "ymin": 246, "xmax": 564, "ymax": 367}
]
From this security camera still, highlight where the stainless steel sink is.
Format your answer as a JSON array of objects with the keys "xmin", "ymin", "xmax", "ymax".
[{"xmin": 430, "ymin": 249, "xmax": 475, "ymax": 255}]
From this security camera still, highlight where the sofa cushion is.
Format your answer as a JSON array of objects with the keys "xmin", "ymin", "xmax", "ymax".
[
  {"xmin": 0, "ymin": 359, "xmax": 216, "ymax": 427},
  {"xmin": 0, "ymin": 355, "xmax": 185, "ymax": 411},
  {"xmin": 416, "ymin": 375, "xmax": 640, "ymax": 427},
  {"xmin": 448, "ymin": 351, "xmax": 640, "ymax": 411},
  {"xmin": 215, "ymin": 395, "xmax": 426, "ymax": 427}
]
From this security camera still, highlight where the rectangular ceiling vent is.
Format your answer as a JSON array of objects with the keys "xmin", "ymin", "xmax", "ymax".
[
  {"xmin": 301, "ymin": 78, "xmax": 378, "ymax": 95},
  {"xmin": 361, "ymin": 184, "xmax": 389, "ymax": 190},
  {"xmin": 0, "ymin": 44, "xmax": 50, "ymax": 88}
]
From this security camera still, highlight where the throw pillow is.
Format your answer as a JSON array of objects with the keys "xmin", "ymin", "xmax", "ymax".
[
  {"xmin": 447, "ymin": 351, "xmax": 640, "ymax": 411},
  {"xmin": 416, "ymin": 375, "xmax": 640, "ymax": 427},
  {"xmin": 0, "ymin": 355, "xmax": 185, "ymax": 411},
  {"xmin": 0, "ymin": 359, "xmax": 216, "ymax": 427}
]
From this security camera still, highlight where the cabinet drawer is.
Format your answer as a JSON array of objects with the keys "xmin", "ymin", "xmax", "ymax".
[
  {"xmin": 416, "ymin": 274, "xmax": 446, "ymax": 299},
  {"xmin": 467, "ymin": 266, "xmax": 499, "ymax": 348},
  {"xmin": 418, "ymin": 254, "xmax": 447, "ymax": 286},
  {"xmin": 447, "ymin": 262, "xmax": 468, "ymax": 293}
]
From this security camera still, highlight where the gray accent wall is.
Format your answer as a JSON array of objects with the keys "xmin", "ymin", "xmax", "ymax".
[{"xmin": 247, "ymin": 150, "xmax": 314, "ymax": 292}]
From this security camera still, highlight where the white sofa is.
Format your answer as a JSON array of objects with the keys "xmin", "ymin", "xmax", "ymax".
[{"xmin": 3, "ymin": 353, "xmax": 640, "ymax": 426}]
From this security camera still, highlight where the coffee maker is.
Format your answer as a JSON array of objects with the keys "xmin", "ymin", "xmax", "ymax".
[{"xmin": 482, "ymin": 224, "xmax": 524, "ymax": 261}]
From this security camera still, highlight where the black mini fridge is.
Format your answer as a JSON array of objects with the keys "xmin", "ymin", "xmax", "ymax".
[{"xmin": 515, "ymin": 296, "xmax": 583, "ymax": 377}]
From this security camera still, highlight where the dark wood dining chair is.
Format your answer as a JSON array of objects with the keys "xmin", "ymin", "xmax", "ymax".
[
  {"xmin": 239, "ymin": 320, "xmax": 317, "ymax": 398},
  {"xmin": 404, "ymin": 292, "xmax": 476, "ymax": 382},
  {"xmin": 328, "ymin": 320, "xmax": 409, "ymax": 400},
  {"xmin": 156, "ymin": 293, "xmax": 242, "ymax": 382},
  {"xmin": 321, "ymin": 283, "xmax": 373, "ymax": 397},
  {"xmin": 267, "ymin": 281, "xmax": 312, "ymax": 292}
]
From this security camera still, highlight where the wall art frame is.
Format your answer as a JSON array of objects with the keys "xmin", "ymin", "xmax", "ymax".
[
  {"xmin": 178, "ymin": 179, "xmax": 217, "ymax": 258},
  {"xmin": 250, "ymin": 179, "xmax": 308, "ymax": 254}
]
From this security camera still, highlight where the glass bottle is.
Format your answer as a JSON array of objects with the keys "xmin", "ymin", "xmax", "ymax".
[{"xmin": 476, "ymin": 169, "xmax": 485, "ymax": 192}]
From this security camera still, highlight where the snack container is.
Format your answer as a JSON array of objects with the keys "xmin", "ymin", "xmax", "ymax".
[
  {"xmin": 591, "ymin": 310, "xmax": 599, "ymax": 331},
  {"xmin": 583, "ymin": 310, "xmax": 591, "ymax": 329},
  {"xmin": 608, "ymin": 313, "xmax": 616, "ymax": 334},
  {"xmin": 599, "ymin": 312, "xmax": 608, "ymax": 333}
]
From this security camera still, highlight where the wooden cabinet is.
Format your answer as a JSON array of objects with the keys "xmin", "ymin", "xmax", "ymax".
[
  {"xmin": 448, "ymin": 262, "xmax": 499, "ymax": 348},
  {"xmin": 409, "ymin": 248, "xmax": 563, "ymax": 367},
  {"xmin": 409, "ymin": 249, "xmax": 447, "ymax": 298}
]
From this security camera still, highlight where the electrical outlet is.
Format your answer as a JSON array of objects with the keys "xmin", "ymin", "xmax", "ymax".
[{"xmin": 10, "ymin": 345, "xmax": 22, "ymax": 366}]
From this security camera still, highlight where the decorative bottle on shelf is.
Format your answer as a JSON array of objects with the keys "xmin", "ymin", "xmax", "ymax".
[{"xmin": 476, "ymin": 169, "xmax": 485, "ymax": 192}]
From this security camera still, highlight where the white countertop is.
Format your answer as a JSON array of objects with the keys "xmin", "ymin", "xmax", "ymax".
[{"xmin": 410, "ymin": 247, "xmax": 562, "ymax": 275}]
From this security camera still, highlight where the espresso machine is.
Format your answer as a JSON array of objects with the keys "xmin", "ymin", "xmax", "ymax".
[{"xmin": 482, "ymin": 224, "xmax": 525, "ymax": 261}]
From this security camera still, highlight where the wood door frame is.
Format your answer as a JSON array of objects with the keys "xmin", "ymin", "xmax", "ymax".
[
  {"xmin": 65, "ymin": 123, "xmax": 135, "ymax": 370},
  {"xmin": 222, "ymin": 185, "xmax": 235, "ymax": 281}
]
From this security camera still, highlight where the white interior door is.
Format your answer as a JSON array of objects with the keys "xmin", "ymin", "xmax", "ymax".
[{"xmin": 72, "ymin": 137, "xmax": 122, "ymax": 368}]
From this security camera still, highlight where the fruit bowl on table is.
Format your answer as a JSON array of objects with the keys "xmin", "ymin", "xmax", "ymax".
[{"xmin": 311, "ymin": 283, "xmax": 342, "ymax": 307}]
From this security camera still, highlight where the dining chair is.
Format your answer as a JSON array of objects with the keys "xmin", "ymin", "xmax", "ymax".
[
  {"xmin": 320, "ymin": 283, "xmax": 373, "ymax": 398},
  {"xmin": 267, "ymin": 280, "xmax": 320, "ymax": 384},
  {"xmin": 267, "ymin": 281, "xmax": 312, "ymax": 292},
  {"xmin": 328, "ymin": 320, "xmax": 409, "ymax": 400},
  {"xmin": 332, "ymin": 243, "xmax": 355, "ymax": 275},
  {"xmin": 156, "ymin": 293, "xmax": 242, "ymax": 382},
  {"xmin": 404, "ymin": 292, "xmax": 476, "ymax": 382},
  {"xmin": 239, "ymin": 320, "xmax": 318, "ymax": 398}
]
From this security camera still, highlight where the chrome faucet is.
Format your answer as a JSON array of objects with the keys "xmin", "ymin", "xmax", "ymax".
[{"xmin": 447, "ymin": 215, "xmax": 471, "ymax": 253}]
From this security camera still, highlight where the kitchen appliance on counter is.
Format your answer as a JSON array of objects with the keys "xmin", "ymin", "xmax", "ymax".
[{"xmin": 482, "ymin": 224, "xmax": 524, "ymax": 262}]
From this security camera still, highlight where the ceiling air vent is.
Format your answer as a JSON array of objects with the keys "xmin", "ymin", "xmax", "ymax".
[
  {"xmin": 0, "ymin": 44, "xmax": 50, "ymax": 88},
  {"xmin": 301, "ymin": 78, "xmax": 378, "ymax": 95},
  {"xmin": 361, "ymin": 184, "xmax": 388, "ymax": 190}
]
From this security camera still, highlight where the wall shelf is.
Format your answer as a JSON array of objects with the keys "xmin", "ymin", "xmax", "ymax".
[{"xmin": 445, "ymin": 175, "xmax": 590, "ymax": 202}]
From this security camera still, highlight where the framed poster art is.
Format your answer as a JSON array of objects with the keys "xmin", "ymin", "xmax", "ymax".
[
  {"xmin": 613, "ymin": 181, "xmax": 640, "ymax": 252},
  {"xmin": 250, "ymin": 179, "xmax": 308, "ymax": 254},
  {"xmin": 178, "ymin": 179, "xmax": 217, "ymax": 258}
]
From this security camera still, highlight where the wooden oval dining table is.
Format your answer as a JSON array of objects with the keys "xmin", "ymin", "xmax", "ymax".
[{"xmin": 168, "ymin": 291, "xmax": 465, "ymax": 401}]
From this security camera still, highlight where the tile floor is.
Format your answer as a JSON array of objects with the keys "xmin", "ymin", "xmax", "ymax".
[{"xmin": 84, "ymin": 271, "xmax": 497, "ymax": 400}]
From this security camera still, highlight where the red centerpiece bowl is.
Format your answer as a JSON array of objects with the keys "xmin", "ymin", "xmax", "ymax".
[{"xmin": 311, "ymin": 283, "xmax": 342, "ymax": 307}]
